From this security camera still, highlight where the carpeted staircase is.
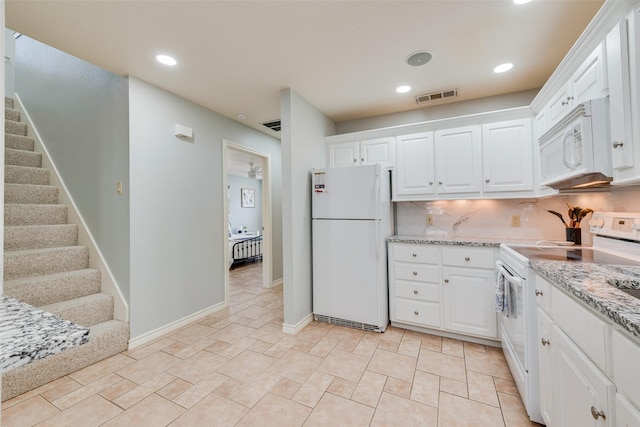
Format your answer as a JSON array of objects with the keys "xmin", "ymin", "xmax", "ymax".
[{"xmin": 2, "ymin": 97, "xmax": 130, "ymax": 401}]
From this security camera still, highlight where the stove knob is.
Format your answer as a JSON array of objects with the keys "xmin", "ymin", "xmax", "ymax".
[{"xmin": 589, "ymin": 218, "xmax": 605, "ymax": 228}]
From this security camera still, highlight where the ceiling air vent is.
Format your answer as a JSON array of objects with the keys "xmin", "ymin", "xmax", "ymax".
[
  {"xmin": 261, "ymin": 119, "xmax": 281, "ymax": 132},
  {"xmin": 415, "ymin": 89, "xmax": 458, "ymax": 106}
]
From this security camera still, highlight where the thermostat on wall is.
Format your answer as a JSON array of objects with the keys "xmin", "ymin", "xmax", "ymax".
[{"xmin": 174, "ymin": 123, "xmax": 193, "ymax": 140}]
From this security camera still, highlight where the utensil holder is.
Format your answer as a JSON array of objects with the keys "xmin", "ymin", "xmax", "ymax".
[{"xmin": 565, "ymin": 228, "xmax": 581, "ymax": 245}]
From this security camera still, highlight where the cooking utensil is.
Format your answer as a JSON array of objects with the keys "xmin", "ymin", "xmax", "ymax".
[
  {"xmin": 546, "ymin": 210, "xmax": 569, "ymax": 228},
  {"xmin": 576, "ymin": 208, "xmax": 593, "ymax": 227}
]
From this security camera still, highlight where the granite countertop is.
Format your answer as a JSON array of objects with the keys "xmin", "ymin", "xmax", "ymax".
[
  {"xmin": 0, "ymin": 295, "xmax": 89, "ymax": 373},
  {"xmin": 532, "ymin": 261, "xmax": 640, "ymax": 341},
  {"xmin": 388, "ymin": 235, "xmax": 542, "ymax": 247}
]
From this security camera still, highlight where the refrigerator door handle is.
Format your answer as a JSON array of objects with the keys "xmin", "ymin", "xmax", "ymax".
[{"xmin": 375, "ymin": 173, "xmax": 380, "ymax": 261}]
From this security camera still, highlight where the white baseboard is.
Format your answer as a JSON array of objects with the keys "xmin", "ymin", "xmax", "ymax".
[
  {"xmin": 269, "ymin": 278, "xmax": 283, "ymax": 288},
  {"xmin": 282, "ymin": 313, "xmax": 313, "ymax": 335},
  {"xmin": 128, "ymin": 301, "xmax": 227, "ymax": 349}
]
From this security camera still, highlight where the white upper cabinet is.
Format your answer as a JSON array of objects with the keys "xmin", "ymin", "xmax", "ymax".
[
  {"xmin": 434, "ymin": 125, "xmax": 482, "ymax": 194},
  {"xmin": 571, "ymin": 42, "xmax": 607, "ymax": 105},
  {"xmin": 607, "ymin": 18, "xmax": 635, "ymax": 172},
  {"xmin": 545, "ymin": 42, "xmax": 608, "ymax": 131},
  {"xmin": 610, "ymin": 8, "xmax": 640, "ymax": 185},
  {"xmin": 360, "ymin": 137, "xmax": 396, "ymax": 167},
  {"xmin": 327, "ymin": 137, "xmax": 395, "ymax": 168},
  {"xmin": 394, "ymin": 132, "xmax": 435, "ymax": 197},
  {"xmin": 482, "ymin": 118, "xmax": 533, "ymax": 193},
  {"xmin": 328, "ymin": 141, "xmax": 359, "ymax": 167}
]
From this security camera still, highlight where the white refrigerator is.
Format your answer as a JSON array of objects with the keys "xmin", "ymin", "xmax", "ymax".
[{"xmin": 311, "ymin": 164, "xmax": 393, "ymax": 332}]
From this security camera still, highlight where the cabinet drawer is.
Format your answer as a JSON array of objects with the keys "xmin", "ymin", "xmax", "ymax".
[
  {"xmin": 394, "ymin": 263, "xmax": 439, "ymax": 283},
  {"xmin": 534, "ymin": 274, "xmax": 552, "ymax": 313},
  {"xmin": 395, "ymin": 299, "xmax": 440, "ymax": 328},
  {"xmin": 393, "ymin": 244, "xmax": 439, "ymax": 263},
  {"xmin": 613, "ymin": 330, "xmax": 640, "ymax": 408},
  {"xmin": 441, "ymin": 247, "xmax": 495, "ymax": 269},
  {"xmin": 551, "ymin": 286, "xmax": 608, "ymax": 372},
  {"xmin": 395, "ymin": 280, "xmax": 440, "ymax": 302}
]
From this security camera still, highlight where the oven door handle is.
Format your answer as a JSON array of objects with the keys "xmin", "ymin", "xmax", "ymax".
[{"xmin": 496, "ymin": 261, "xmax": 524, "ymax": 288}]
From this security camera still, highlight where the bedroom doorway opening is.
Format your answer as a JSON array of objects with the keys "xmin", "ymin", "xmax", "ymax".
[{"xmin": 222, "ymin": 141, "xmax": 272, "ymax": 304}]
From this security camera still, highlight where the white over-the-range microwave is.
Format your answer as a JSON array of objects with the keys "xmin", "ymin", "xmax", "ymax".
[{"xmin": 538, "ymin": 98, "xmax": 613, "ymax": 191}]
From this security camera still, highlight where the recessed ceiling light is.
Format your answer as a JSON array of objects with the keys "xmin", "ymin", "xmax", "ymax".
[
  {"xmin": 236, "ymin": 113, "xmax": 247, "ymax": 120},
  {"xmin": 513, "ymin": 0, "xmax": 532, "ymax": 4},
  {"xmin": 406, "ymin": 51, "xmax": 433, "ymax": 67},
  {"xmin": 396, "ymin": 85, "xmax": 411, "ymax": 93},
  {"xmin": 156, "ymin": 54, "xmax": 177, "ymax": 66},
  {"xmin": 493, "ymin": 63, "xmax": 514, "ymax": 73}
]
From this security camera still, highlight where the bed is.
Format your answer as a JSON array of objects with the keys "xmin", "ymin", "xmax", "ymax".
[{"xmin": 229, "ymin": 234, "xmax": 263, "ymax": 269}]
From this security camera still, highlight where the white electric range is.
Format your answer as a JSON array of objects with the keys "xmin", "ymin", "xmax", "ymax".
[{"xmin": 497, "ymin": 212, "xmax": 640, "ymax": 424}]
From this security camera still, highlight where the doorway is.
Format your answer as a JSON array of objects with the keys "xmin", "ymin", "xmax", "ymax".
[{"xmin": 222, "ymin": 140, "xmax": 272, "ymax": 304}]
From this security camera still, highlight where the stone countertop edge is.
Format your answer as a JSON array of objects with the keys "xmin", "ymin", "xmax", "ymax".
[
  {"xmin": 0, "ymin": 295, "xmax": 90, "ymax": 373},
  {"xmin": 388, "ymin": 235, "xmax": 541, "ymax": 247},
  {"xmin": 531, "ymin": 261, "xmax": 640, "ymax": 341}
]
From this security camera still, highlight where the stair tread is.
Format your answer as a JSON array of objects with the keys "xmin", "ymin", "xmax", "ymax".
[
  {"xmin": 5, "ymin": 244, "xmax": 88, "ymax": 256},
  {"xmin": 5, "ymin": 203, "xmax": 69, "ymax": 225},
  {"xmin": 5, "ymin": 223, "xmax": 78, "ymax": 251},
  {"xmin": 41, "ymin": 293, "xmax": 114, "ymax": 327},
  {"xmin": 3, "ymin": 268, "xmax": 101, "ymax": 307},
  {"xmin": 1, "ymin": 320, "xmax": 130, "ymax": 400},
  {"xmin": 4, "ymin": 267, "xmax": 100, "ymax": 286}
]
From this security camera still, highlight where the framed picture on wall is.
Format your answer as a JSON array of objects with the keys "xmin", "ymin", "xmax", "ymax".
[{"xmin": 241, "ymin": 188, "xmax": 255, "ymax": 208}]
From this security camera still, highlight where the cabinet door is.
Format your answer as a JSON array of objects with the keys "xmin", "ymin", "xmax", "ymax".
[
  {"xmin": 571, "ymin": 43, "xmax": 607, "ymax": 105},
  {"xmin": 395, "ymin": 132, "xmax": 435, "ymax": 196},
  {"xmin": 535, "ymin": 108, "xmax": 548, "ymax": 141},
  {"xmin": 537, "ymin": 308, "xmax": 554, "ymax": 427},
  {"xmin": 482, "ymin": 119, "xmax": 533, "ymax": 192},
  {"xmin": 547, "ymin": 85, "xmax": 573, "ymax": 128},
  {"xmin": 361, "ymin": 137, "xmax": 395, "ymax": 168},
  {"xmin": 434, "ymin": 126, "xmax": 482, "ymax": 194},
  {"xmin": 606, "ymin": 19, "xmax": 635, "ymax": 172},
  {"xmin": 442, "ymin": 267, "xmax": 497, "ymax": 338},
  {"xmin": 328, "ymin": 141, "xmax": 358, "ymax": 167},
  {"xmin": 552, "ymin": 325, "xmax": 615, "ymax": 427},
  {"xmin": 616, "ymin": 394, "xmax": 640, "ymax": 427}
]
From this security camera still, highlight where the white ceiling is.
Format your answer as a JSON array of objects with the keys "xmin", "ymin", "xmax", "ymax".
[
  {"xmin": 227, "ymin": 149, "xmax": 263, "ymax": 179},
  {"xmin": 5, "ymin": 0, "xmax": 604, "ymax": 138}
]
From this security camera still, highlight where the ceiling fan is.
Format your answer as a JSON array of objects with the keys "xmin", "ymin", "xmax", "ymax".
[{"xmin": 247, "ymin": 162, "xmax": 262, "ymax": 179}]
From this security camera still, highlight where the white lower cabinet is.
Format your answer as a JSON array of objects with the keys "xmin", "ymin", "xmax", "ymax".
[
  {"xmin": 552, "ymin": 324, "xmax": 614, "ymax": 427},
  {"xmin": 389, "ymin": 242, "xmax": 498, "ymax": 341},
  {"xmin": 536, "ymin": 273, "xmax": 640, "ymax": 426},
  {"xmin": 442, "ymin": 267, "xmax": 497, "ymax": 338},
  {"xmin": 537, "ymin": 308, "xmax": 554, "ymax": 426},
  {"xmin": 616, "ymin": 394, "xmax": 640, "ymax": 427}
]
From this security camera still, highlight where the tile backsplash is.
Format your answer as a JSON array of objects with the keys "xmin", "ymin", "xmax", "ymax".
[{"xmin": 395, "ymin": 186, "xmax": 640, "ymax": 246}]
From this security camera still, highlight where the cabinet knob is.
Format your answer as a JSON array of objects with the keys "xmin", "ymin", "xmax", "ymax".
[
  {"xmin": 413, "ymin": 290, "xmax": 418, "ymax": 295},
  {"xmin": 412, "ymin": 253, "xmax": 417, "ymax": 257},
  {"xmin": 361, "ymin": 158, "xmax": 365, "ymax": 162},
  {"xmin": 428, "ymin": 181, "xmax": 433, "ymax": 186},
  {"xmin": 353, "ymin": 159, "xmax": 357, "ymax": 163},
  {"xmin": 438, "ymin": 181, "xmax": 443, "ymax": 185},
  {"xmin": 414, "ymin": 311, "xmax": 419, "ymax": 316},
  {"xmin": 444, "ymin": 278, "xmax": 449, "ymax": 283},
  {"xmin": 612, "ymin": 141, "xmax": 624, "ymax": 149},
  {"xmin": 535, "ymin": 290, "xmax": 543, "ymax": 296},
  {"xmin": 561, "ymin": 100, "xmax": 569, "ymax": 106},
  {"xmin": 464, "ymin": 257, "xmax": 470, "ymax": 261},
  {"xmin": 541, "ymin": 338, "xmax": 550, "ymax": 346},
  {"xmin": 485, "ymin": 179, "xmax": 490, "ymax": 183},
  {"xmin": 590, "ymin": 406, "xmax": 606, "ymax": 420},
  {"xmin": 567, "ymin": 96, "xmax": 574, "ymax": 101},
  {"xmin": 413, "ymin": 271, "xmax": 418, "ymax": 276}
]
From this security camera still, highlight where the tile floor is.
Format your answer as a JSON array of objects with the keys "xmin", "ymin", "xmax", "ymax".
[{"xmin": 2, "ymin": 262, "xmax": 542, "ymax": 426}]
